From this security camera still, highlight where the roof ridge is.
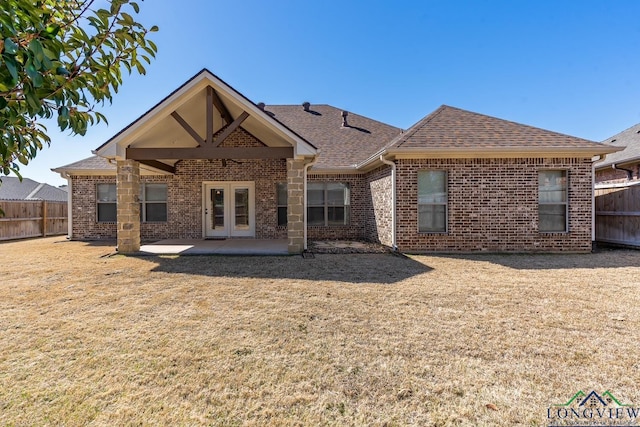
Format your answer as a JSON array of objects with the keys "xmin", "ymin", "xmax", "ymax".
[
  {"xmin": 600, "ymin": 122, "xmax": 640, "ymax": 145},
  {"xmin": 265, "ymin": 104, "xmax": 401, "ymax": 130},
  {"xmin": 391, "ymin": 104, "xmax": 448, "ymax": 149},
  {"xmin": 445, "ymin": 105, "xmax": 597, "ymax": 143},
  {"xmin": 25, "ymin": 182, "xmax": 45, "ymax": 199}
]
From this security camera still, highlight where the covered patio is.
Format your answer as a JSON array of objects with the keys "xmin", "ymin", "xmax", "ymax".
[{"xmin": 139, "ymin": 238, "xmax": 289, "ymax": 255}]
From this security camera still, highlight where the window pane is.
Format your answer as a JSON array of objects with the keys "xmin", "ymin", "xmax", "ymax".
[
  {"xmin": 97, "ymin": 183, "xmax": 116, "ymax": 202},
  {"xmin": 307, "ymin": 206, "xmax": 324, "ymax": 225},
  {"xmin": 277, "ymin": 183, "xmax": 287, "ymax": 205},
  {"xmin": 145, "ymin": 184, "xmax": 167, "ymax": 201},
  {"xmin": 145, "ymin": 203, "xmax": 167, "ymax": 222},
  {"xmin": 418, "ymin": 171, "xmax": 447, "ymax": 203},
  {"xmin": 235, "ymin": 188, "xmax": 249, "ymax": 229},
  {"xmin": 278, "ymin": 206, "xmax": 287, "ymax": 226},
  {"xmin": 539, "ymin": 170, "xmax": 567, "ymax": 203},
  {"xmin": 307, "ymin": 183, "xmax": 324, "ymax": 205},
  {"xmin": 327, "ymin": 183, "xmax": 348, "ymax": 205},
  {"xmin": 212, "ymin": 188, "xmax": 224, "ymax": 228},
  {"xmin": 418, "ymin": 204, "xmax": 446, "ymax": 232},
  {"xmin": 327, "ymin": 206, "xmax": 347, "ymax": 225},
  {"xmin": 539, "ymin": 204, "xmax": 566, "ymax": 232},
  {"xmin": 97, "ymin": 203, "xmax": 117, "ymax": 222}
]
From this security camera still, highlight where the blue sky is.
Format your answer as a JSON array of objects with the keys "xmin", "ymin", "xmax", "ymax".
[{"xmin": 19, "ymin": 0, "xmax": 640, "ymax": 185}]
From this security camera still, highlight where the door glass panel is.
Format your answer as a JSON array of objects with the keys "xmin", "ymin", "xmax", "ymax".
[
  {"xmin": 212, "ymin": 188, "xmax": 225, "ymax": 229},
  {"xmin": 234, "ymin": 188, "xmax": 249, "ymax": 229}
]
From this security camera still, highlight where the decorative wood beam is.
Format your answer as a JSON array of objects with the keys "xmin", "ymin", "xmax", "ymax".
[
  {"xmin": 171, "ymin": 111, "xmax": 204, "ymax": 146},
  {"xmin": 138, "ymin": 160, "xmax": 175, "ymax": 174},
  {"xmin": 209, "ymin": 86, "xmax": 233, "ymax": 124},
  {"xmin": 206, "ymin": 86, "xmax": 213, "ymax": 145},
  {"xmin": 127, "ymin": 146, "xmax": 293, "ymax": 160},
  {"xmin": 212, "ymin": 111, "xmax": 250, "ymax": 147}
]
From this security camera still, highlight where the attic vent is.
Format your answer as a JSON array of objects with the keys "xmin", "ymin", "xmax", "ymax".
[
  {"xmin": 341, "ymin": 110, "xmax": 348, "ymax": 127},
  {"xmin": 302, "ymin": 102, "xmax": 310, "ymax": 112},
  {"xmin": 611, "ymin": 139, "xmax": 617, "ymax": 143},
  {"xmin": 257, "ymin": 102, "xmax": 265, "ymax": 110},
  {"xmin": 636, "ymin": 130, "xmax": 640, "ymax": 134}
]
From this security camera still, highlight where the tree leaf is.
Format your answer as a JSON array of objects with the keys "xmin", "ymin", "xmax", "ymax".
[{"xmin": 4, "ymin": 38, "xmax": 18, "ymax": 54}]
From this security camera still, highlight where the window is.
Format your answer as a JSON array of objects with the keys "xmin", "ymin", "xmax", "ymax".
[
  {"xmin": 539, "ymin": 170, "xmax": 567, "ymax": 232},
  {"xmin": 277, "ymin": 183, "xmax": 287, "ymax": 226},
  {"xmin": 418, "ymin": 170, "xmax": 447, "ymax": 232},
  {"xmin": 307, "ymin": 182, "xmax": 350, "ymax": 226},
  {"xmin": 140, "ymin": 183, "xmax": 168, "ymax": 222},
  {"xmin": 97, "ymin": 183, "xmax": 117, "ymax": 222}
]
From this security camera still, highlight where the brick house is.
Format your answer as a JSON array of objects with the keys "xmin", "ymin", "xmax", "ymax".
[{"xmin": 53, "ymin": 69, "xmax": 616, "ymax": 253}]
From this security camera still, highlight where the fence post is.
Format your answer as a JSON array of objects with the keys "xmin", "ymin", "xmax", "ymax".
[{"xmin": 42, "ymin": 200, "xmax": 47, "ymax": 237}]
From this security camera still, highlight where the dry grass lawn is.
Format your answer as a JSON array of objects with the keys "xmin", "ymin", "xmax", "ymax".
[{"xmin": 1, "ymin": 237, "xmax": 639, "ymax": 426}]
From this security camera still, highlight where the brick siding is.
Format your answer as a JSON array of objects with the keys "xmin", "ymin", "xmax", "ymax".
[
  {"xmin": 365, "ymin": 165, "xmax": 393, "ymax": 246},
  {"xmin": 395, "ymin": 158, "xmax": 594, "ymax": 252},
  {"xmin": 70, "ymin": 128, "xmax": 287, "ymax": 241},
  {"xmin": 595, "ymin": 162, "xmax": 640, "ymax": 184},
  {"xmin": 306, "ymin": 173, "xmax": 366, "ymax": 240}
]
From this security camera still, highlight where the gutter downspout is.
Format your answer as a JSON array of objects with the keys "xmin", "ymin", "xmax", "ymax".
[
  {"xmin": 592, "ymin": 156, "xmax": 599, "ymax": 248},
  {"xmin": 303, "ymin": 157, "xmax": 318, "ymax": 251},
  {"xmin": 612, "ymin": 163, "xmax": 634, "ymax": 181},
  {"xmin": 63, "ymin": 172, "xmax": 72, "ymax": 239},
  {"xmin": 379, "ymin": 155, "xmax": 397, "ymax": 250}
]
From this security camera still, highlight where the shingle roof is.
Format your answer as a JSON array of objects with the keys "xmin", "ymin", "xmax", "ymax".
[
  {"xmin": 264, "ymin": 104, "xmax": 401, "ymax": 169},
  {"xmin": 53, "ymin": 155, "xmax": 116, "ymax": 172},
  {"xmin": 0, "ymin": 177, "xmax": 67, "ymax": 202},
  {"xmin": 596, "ymin": 123, "xmax": 640, "ymax": 168},
  {"xmin": 388, "ymin": 105, "xmax": 606, "ymax": 150}
]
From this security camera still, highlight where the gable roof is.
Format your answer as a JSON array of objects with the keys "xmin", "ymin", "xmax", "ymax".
[
  {"xmin": 94, "ymin": 68, "xmax": 316, "ymax": 162},
  {"xmin": 385, "ymin": 105, "xmax": 616, "ymax": 156},
  {"xmin": 595, "ymin": 122, "xmax": 640, "ymax": 169},
  {"xmin": 265, "ymin": 104, "xmax": 401, "ymax": 169},
  {"xmin": 0, "ymin": 177, "xmax": 68, "ymax": 202}
]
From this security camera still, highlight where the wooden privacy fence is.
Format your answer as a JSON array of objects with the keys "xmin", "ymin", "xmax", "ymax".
[
  {"xmin": 595, "ymin": 183, "xmax": 640, "ymax": 248},
  {"xmin": 0, "ymin": 200, "xmax": 68, "ymax": 241}
]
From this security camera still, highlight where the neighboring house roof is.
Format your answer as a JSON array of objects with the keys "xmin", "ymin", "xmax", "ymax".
[
  {"xmin": 0, "ymin": 177, "xmax": 68, "ymax": 202},
  {"xmin": 387, "ymin": 105, "xmax": 612, "ymax": 153},
  {"xmin": 595, "ymin": 122, "xmax": 640, "ymax": 169},
  {"xmin": 265, "ymin": 104, "xmax": 401, "ymax": 169}
]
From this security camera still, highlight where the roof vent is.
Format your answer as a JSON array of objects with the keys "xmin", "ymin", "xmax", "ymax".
[
  {"xmin": 257, "ymin": 102, "xmax": 265, "ymax": 110},
  {"xmin": 611, "ymin": 138, "xmax": 617, "ymax": 143},
  {"xmin": 302, "ymin": 102, "xmax": 310, "ymax": 112},
  {"xmin": 341, "ymin": 110, "xmax": 349, "ymax": 127}
]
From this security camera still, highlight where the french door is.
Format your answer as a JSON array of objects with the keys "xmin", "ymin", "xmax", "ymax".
[{"xmin": 203, "ymin": 181, "xmax": 255, "ymax": 238}]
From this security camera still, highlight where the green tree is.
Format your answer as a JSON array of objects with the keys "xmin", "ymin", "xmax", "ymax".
[{"xmin": 0, "ymin": 0, "xmax": 158, "ymax": 177}]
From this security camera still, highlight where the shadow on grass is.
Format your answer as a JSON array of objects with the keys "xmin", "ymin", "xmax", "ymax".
[
  {"xmin": 144, "ymin": 253, "xmax": 433, "ymax": 284},
  {"xmin": 422, "ymin": 248, "xmax": 640, "ymax": 270}
]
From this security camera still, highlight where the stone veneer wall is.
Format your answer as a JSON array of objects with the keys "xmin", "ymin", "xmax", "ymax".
[{"xmin": 395, "ymin": 158, "xmax": 594, "ymax": 252}]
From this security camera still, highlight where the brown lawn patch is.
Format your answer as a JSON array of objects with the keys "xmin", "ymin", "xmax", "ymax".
[{"xmin": 1, "ymin": 237, "xmax": 639, "ymax": 426}]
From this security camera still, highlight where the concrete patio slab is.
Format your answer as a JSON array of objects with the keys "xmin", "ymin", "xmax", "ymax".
[{"xmin": 139, "ymin": 239, "xmax": 289, "ymax": 255}]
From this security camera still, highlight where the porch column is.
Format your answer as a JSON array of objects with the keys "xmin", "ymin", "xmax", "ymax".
[
  {"xmin": 117, "ymin": 159, "xmax": 141, "ymax": 253},
  {"xmin": 287, "ymin": 158, "xmax": 305, "ymax": 253}
]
